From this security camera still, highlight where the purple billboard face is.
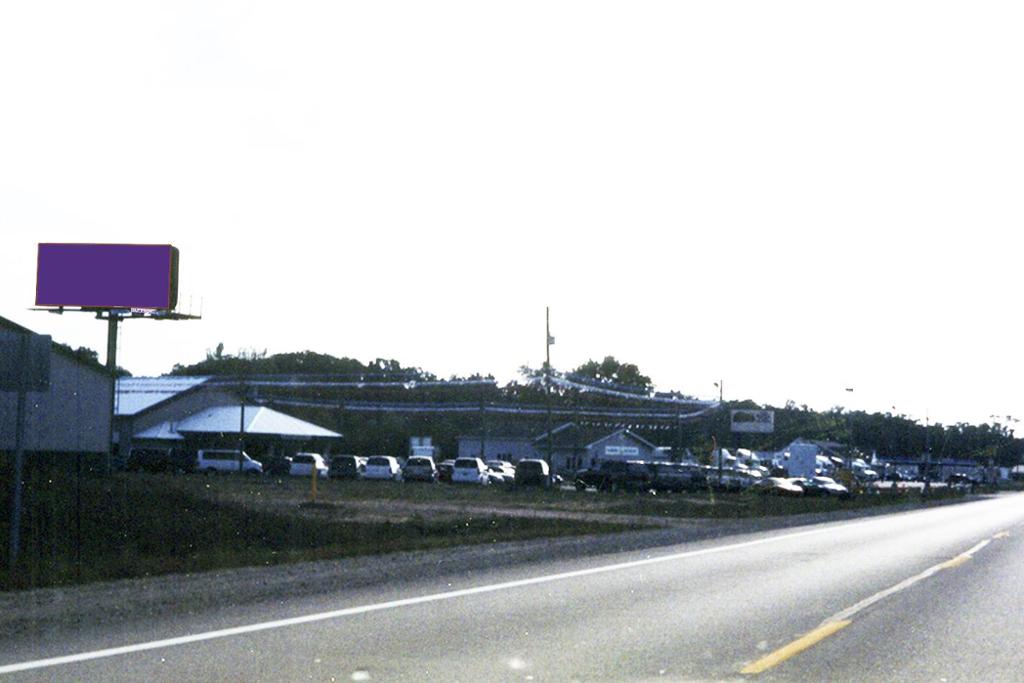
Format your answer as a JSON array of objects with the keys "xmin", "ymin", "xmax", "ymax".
[{"xmin": 35, "ymin": 243, "xmax": 179, "ymax": 310}]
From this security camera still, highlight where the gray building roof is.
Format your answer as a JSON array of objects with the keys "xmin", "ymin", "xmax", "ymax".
[
  {"xmin": 586, "ymin": 428, "xmax": 659, "ymax": 451},
  {"xmin": 116, "ymin": 376, "xmax": 212, "ymax": 416}
]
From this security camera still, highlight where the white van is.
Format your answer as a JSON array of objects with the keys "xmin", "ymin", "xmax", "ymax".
[
  {"xmin": 452, "ymin": 457, "xmax": 490, "ymax": 485},
  {"xmin": 196, "ymin": 449, "xmax": 263, "ymax": 474},
  {"xmin": 290, "ymin": 452, "xmax": 328, "ymax": 478},
  {"xmin": 363, "ymin": 455, "xmax": 402, "ymax": 481}
]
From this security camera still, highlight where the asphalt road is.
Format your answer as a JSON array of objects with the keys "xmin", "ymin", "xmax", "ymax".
[{"xmin": 2, "ymin": 493, "xmax": 1023, "ymax": 682}]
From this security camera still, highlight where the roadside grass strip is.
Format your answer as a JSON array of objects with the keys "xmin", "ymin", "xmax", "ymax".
[{"xmin": 741, "ymin": 535, "xmax": 997, "ymax": 675}]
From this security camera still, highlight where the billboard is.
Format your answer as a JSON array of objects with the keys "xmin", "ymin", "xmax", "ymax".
[
  {"xmin": 35, "ymin": 243, "xmax": 179, "ymax": 310},
  {"xmin": 730, "ymin": 409, "xmax": 775, "ymax": 434}
]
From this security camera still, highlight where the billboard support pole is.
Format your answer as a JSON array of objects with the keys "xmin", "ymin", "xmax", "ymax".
[
  {"xmin": 8, "ymin": 334, "xmax": 28, "ymax": 574},
  {"xmin": 104, "ymin": 311, "xmax": 121, "ymax": 474}
]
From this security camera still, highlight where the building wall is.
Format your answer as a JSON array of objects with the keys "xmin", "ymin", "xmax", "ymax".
[
  {"xmin": 0, "ymin": 350, "xmax": 112, "ymax": 454},
  {"xmin": 457, "ymin": 437, "xmax": 537, "ymax": 463},
  {"xmin": 584, "ymin": 432, "xmax": 658, "ymax": 469},
  {"xmin": 550, "ymin": 448, "xmax": 588, "ymax": 474},
  {"xmin": 115, "ymin": 386, "xmax": 238, "ymax": 460}
]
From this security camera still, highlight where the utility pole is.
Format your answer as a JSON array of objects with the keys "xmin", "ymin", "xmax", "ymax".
[
  {"xmin": 238, "ymin": 373, "xmax": 246, "ymax": 473},
  {"xmin": 544, "ymin": 307, "xmax": 553, "ymax": 481},
  {"xmin": 479, "ymin": 381, "xmax": 487, "ymax": 460}
]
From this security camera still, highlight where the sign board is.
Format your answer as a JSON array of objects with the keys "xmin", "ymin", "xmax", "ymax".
[
  {"xmin": 36, "ymin": 243, "xmax": 179, "ymax": 310},
  {"xmin": 605, "ymin": 446, "xmax": 640, "ymax": 457},
  {"xmin": 730, "ymin": 409, "xmax": 774, "ymax": 434},
  {"xmin": 0, "ymin": 331, "xmax": 51, "ymax": 391}
]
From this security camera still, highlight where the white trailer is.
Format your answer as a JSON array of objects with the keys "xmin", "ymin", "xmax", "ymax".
[{"xmin": 783, "ymin": 443, "xmax": 820, "ymax": 478}]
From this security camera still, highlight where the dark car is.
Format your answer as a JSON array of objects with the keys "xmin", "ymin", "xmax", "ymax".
[
  {"xmin": 791, "ymin": 476, "xmax": 850, "ymax": 499},
  {"xmin": 946, "ymin": 473, "xmax": 979, "ymax": 491},
  {"xmin": 437, "ymin": 459, "xmax": 455, "ymax": 483},
  {"xmin": 125, "ymin": 448, "xmax": 194, "ymax": 474},
  {"xmin": 574, "ymin": 460, "xmax": 653, "ymax": 492},
  {"xmin": 402, "ymin": 456, "xmax": 438, "ymax": 483},
  {"xmin": 329, "ymin": 455, "xmax": 366, "ymax": 480},
  {"xmin": 514, "ymin": 459, "xmax": 551, "ymax": 487},
  {"xmin": 650, "ymin": 462, "xmax": 707, "ymax": 492},
  {"xmin": 752, "ymin": 477, "xmax": 804, "ymax": 497},
  {"xmin": 264, "ymin": 455, "xmax": 294, "ymax": 477}
]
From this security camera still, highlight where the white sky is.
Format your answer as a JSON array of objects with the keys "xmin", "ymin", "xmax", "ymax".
[{"xmin": 1, "ymin": 1, "xmax": 1022, "ymax": 427}]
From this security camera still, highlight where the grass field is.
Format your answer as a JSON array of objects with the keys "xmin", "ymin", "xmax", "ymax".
[
  {"xmin": 0, "ymin": 472, "xmax": 640, "ymax": 593},
  {"xmin": 0, "ymin": 469, "xmax": 978, "ymax": 593},
  {"xmin": 163, "ymin": 473, "xmax": 971, "ymax": 521}
]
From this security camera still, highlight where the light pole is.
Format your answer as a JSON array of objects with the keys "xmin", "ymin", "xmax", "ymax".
[
  {"xmin": 845, "ymin": 387, "xmax": 854, "ymax": 468},
  {"xmin": 714, "ymin": 381, "xmax": 723, "ymax": 487},
  {"xmin": 923, "ymin": 410, "xmax": 931, "ymax": 496}
]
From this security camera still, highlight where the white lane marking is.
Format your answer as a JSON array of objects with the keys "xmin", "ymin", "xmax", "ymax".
[
  {"xmin": 1, "ymin": 501, "xmax": 1019, "ymax": 676},
  {"xmin": 822, "ymin": 538, "xmax": 992, "ymax": 626},
  {"xmin": 0, "ymin": 524, "xmax": 855, "ymax": 675}
]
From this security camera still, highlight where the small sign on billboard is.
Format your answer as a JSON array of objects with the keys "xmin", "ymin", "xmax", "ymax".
[
  {"xmin": 730, "ymin": 409, "xmax": 774, "ymax": 434},
  {"xmin": 0, "ymin": 331, "xmax": 51, "ymax": 391},
  {"xmin": 35, "ymin": 243, "xmax": 179, "ymax": 310}
]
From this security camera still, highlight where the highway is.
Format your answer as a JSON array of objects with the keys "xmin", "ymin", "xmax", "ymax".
[{"xmin": 2, "ymin": 493, "xmax": 1023, "ymax": 681}]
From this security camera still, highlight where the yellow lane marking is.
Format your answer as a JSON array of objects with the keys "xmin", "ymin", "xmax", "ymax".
[
  {"xmin": 740, "ymin": 621, "xmax": 851, "ymax": 675},
  {"xmin": 740, "ymin": 536, "xmax": 998, "ymax": 675},
  {"xmin": 940, "ymin": 555, "xmax": 971, "ymax": 569}
]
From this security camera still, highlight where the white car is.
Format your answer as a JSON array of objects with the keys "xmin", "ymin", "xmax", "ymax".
[
  {"xmin": 485, "ymin": 460, "xmax": 516, "ymax": 485},
  {"xmin": 289, "ymin": 452, "xmax": 328, "ymax": 478},
  {"xmin": 195, "ymin": 449, "xmax": 263, "ymax": 475},
  {"xmin": 452, "ymin": 457, "xmax": 490, "ymax": 485},
  {"xmin": 363, "ymin": 455, "xmax": 402, "ymax": 481}
]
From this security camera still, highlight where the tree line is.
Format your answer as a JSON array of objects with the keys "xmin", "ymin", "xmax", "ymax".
[{"xmin": 163, "ymin": 347, "xmax": 1023, "ymax": 466}]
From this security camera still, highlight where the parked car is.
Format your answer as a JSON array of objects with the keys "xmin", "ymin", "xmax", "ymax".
[
  {"xmin": 125, "ymin": 447, "xmax": 194, "ymax": 474},
  {"xmin": 486, "ymin": 461, "xmax": 516, "ymax": 486},
  {"xmin": 437, "ymin": 459, "xmax": 456, "ymax": 483},
  {"xmin": 514, "ymin": 459, "xmax": 551, "ymax": 487},
  {"xmin": 329, "ymin": 455, "xmax": 366, "ymax": 480},
  {"xmin": 649, "ymin": 462, "xmax": 706, "ymax": 492},
  {"xmin": 402, "ymin": 456, "xmax": 438, "ymax": 483},
  {"xmin": 790, "ymin": 476, "xmax": 850, "ymax": 499},
  {"xmin": 946, "ymin": 472, "xmax": 979, "ymax": 491},
  {"xmin": 574, "ymin": 460, "xmax": 653, "ymax": 492},
  {"xmin": 363, "ymin": 455, "xmax": 402, "ymax": 481},
  {"xmin": 709, "ymin": 467, "xmax": 755, "ymax": 492},
  {"xmin": 752, "ymin": 477, "xmax": 804, "ymax": 497},
  {"xmin": 265, "ymin": 455, "xmax": 294, "ymax": 477},
  {"xmin": 289, "ymin": 452, "xmax": 328, "ymax": 478},
  {"xmin": 452, "ymin": 457, "xmax": 491, "ymax": 485},
  {"xmin": 810, "ymin": 476, "xmax": 851, "ymax": 498},
  {"xmin": 195, "ymin": 449, "xmax": 263, "ymax": 475}
]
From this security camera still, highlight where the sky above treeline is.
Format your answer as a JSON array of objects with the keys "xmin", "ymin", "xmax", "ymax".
[{"xmin": 2, "ymin": 1, "xmax": 1022, "ymax": 428}]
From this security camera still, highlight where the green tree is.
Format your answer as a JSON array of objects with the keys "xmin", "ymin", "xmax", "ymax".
[{"xmin": 572, "ymin": 356, "xmax": 653, "ymax": 391}]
